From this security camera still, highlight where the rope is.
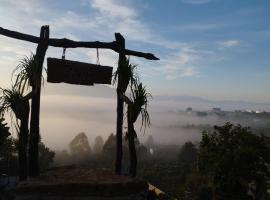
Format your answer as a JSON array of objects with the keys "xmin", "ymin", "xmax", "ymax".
[
  {"xmin": 96, "ymin": 48, "xmax": 100, "ymax": 65},
  {"xmin": 62, "ymin": 48, "xmax": 66, "ymax": 60}
]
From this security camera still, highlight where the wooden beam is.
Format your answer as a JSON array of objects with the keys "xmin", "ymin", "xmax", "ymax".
[{"xmin": 0, "ymin": 27, "xmax": 159, "ymax": 60}]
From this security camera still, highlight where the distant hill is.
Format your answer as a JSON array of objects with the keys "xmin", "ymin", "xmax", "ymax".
[{"xmin": 43, "ymin": 83, "xmax": 270, "ymax": 111}]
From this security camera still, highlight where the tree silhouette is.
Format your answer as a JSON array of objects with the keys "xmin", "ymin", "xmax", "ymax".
[
  {"xmin": 199, "ymin": 123, "xmax": 270, "ymax": 199},
  {"xmin": 123, "ymin": 80, "xmax": 151, "ymax": 177},
  {"xmin": 13, "ymin": 54, "xmax": 42, "ymax": 177},
  {"xmin": 178, "ymin": 142, "xmax": 197, "ymax": 169},
  {"xmin": 69, "ymin": 132, "xmax": 91, "ymax": 157},
  {"xmin": 0, "ymin": 85, "xmax": 30, "ymax": 181},
  {"xmin": 0, "ymin": 113, "xmax": 13, "ymax": 176},
  {"xmin": 39, "ymin": 142, "xmax": 55, "ymax": 172},
  {"xmin": 103, "ymin": 133, "xmax": 116, "ymax": 154},
  {"xmin": 93, "ymin": 136, "xmax": 104, "ymax": 154},
  {"xmin": 113, "ymin": 55, "xmax": 137, "ymax": 174}
]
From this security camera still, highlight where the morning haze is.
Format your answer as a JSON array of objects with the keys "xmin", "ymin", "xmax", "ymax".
[{"xmin": 1, "ymin": 0, "xmax": 270, "ymax": 199}]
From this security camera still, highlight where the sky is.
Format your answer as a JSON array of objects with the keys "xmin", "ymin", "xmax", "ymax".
[{"xmin": 0, "ymin": 0, "xmax": 270, "ymax": 149}]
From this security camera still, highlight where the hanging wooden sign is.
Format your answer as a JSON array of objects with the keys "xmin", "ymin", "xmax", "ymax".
[{"xmin": 47, "ymin": 58, "xmax": 113, "ymax": 86}]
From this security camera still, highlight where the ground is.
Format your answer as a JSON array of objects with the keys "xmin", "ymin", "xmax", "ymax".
[{"xmin": 2, "ymin": 166, "xmax": 170, "ymax": 200}]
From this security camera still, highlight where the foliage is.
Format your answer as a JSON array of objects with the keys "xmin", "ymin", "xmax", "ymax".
[
  {"xmin": 12, "ymin": 53, "xmax": 41, "ymax": 92},
  {"xmin": 69, "ymin": 132, "xmax": 91, "ymax": 156},
  {"xmin": 0, "ymin": 115, "xmax": 14, "ymax": 174},
  {"xmin": 129, "ymin": 80, "xmax": 152, "ymax": 132},
  {"xmin": 112, "ymin": 56, "xmax": 137, "ymax": 91},
  {"xmin": 198, "ymin": 122, "xmax": 270, "ymax": 199},
  {"xmin": 93, "ymin": 136, "xmax": 104, "ymax": 154},
  {"xmin": 0, "ymin": 85, "xmax": 28, "ymax": 127},
  {"xmin": 39, "ymin": 142, "xmax": 55, "ymax": 172},
  {"xmin": 102, "ymin": 133, "xmax": 116, "ymax": 155},
  {"xmin": 0, "ymin": 115, "xmax": 11, "ymax": 147},
  {"xmin": 0, "ymin": 85, "xmax": 24, "ymax": 113},
  {"xmin": 178, "ymin": 141, "xmax": 197, "ymax": 169}
]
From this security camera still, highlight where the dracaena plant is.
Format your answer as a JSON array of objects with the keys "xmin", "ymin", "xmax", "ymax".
[
  {"xmin": 130, "ymin": 80, "xmax": 151, "ymax": 132},
  {"xmin": 0, "ymin": 85, "xmax": 25, "ymax": 117},
  {"xmin": 0, "ymin": 84, "xmax": 30, "ymax": 181},
  {"xmin": 12, "ymin": 53, "xmax": 42, "ymax": 93},
  {"xmin": 113, "ymin": 56, "xmax": 137, "ymax": 92}
]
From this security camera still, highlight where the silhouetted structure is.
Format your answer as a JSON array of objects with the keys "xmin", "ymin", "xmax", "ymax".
[
  {"xmin": 0, "ymin": 26, "xmax": 158, "ymax": 176},
  {"xmin": 123, "ymin": 81, "xmax": 151, "ymax": 177}
]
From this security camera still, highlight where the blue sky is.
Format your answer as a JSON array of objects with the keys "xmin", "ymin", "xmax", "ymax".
[
  {"xmin": 0, "ymin": 0, "xmax": 270, "ymax": 102},
  {"xmin": 1, "ymin": 0, "xmax": 270, "ymax": 148}
]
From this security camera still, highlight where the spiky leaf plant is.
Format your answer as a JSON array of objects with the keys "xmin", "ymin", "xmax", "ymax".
[
  {"xmin": 113, "ymin": 56, "xmax": 137, "ymax": 92},
  {"xmin": 0, "ymin": 85, "xmax": 30, "ymax": 181},
  {"xmin": 0, "ymin": 85, "xmax": 26, "ymax": 120},
  {"xmin": 12, "ymin": 53, "xmax": 41, "ymax": 93},
  {"xmin": 130, "ymin": 81, "xmax": 151, "ymax": 132},
  {"xmin": 124, "ymin": 80, "xmax": 151, "ymax": 177}
]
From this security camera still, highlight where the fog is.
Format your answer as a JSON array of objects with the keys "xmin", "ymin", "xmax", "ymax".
[
  {"xmin": 31, "ymin": 83, "xmax": 270, "ymax": 151},
  {"xmin": 4, "ymin": 82, "xmax": 270, "ymax": 151}
]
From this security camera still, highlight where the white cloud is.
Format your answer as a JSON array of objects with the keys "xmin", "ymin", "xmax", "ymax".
[
  {"xmin": 88, "ymin": 0, "xmax": 184, "ymax": 49},
  {"xmin": 87, "ymin": 49, "xmax": 118, "ymax": 70},
  {"xmin": 218, "ymin": 40, "xmax": 241, "ymax": 48},
  {"xmin": 176, "ymin": 23, "xmax": 222, "ymax": 31},
  {"xmin": 182, "ymin": 0, "xmax": 212, "ymax": 4},
  {"xmin": 156, "ymin": 47, "xmax": 202, "ymax": 80},
  {"xmin": 91, "ymin": 0, "xmax": 136, "ymax": 18},
  {"xmin": 0, "ymin": 0, "xmax": 209, "ymax": 83}
]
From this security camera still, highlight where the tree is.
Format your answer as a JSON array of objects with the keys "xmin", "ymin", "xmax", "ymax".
[
  {"xmin": 0, "ymin": 85, "xmax": 30, "ymax": 181},
  {"xmin": 198, "ymin": 122, "xmax": 270, "ymax": 199},
  {"xmin": 0, "ymin": 114, "xmax": 14, "ymax": 176},
  {"xmin": 103, "ymin": 133, "xmax": 116, "ymax": 155},
  {"xmin": 123, "ymin": 81, "xmax": 151, "ymax": 177},
  {"xmin": 69, "ymin": 132, "xmax": 91, "ymax": 157},
  {"xmin": 93, "ymin": 136, "xmax": 104, "ymax": 154},
  {"xmin": 13, "ymin": 54, "xmax": 42, "ymax": 177},
  {"xmin": 178, "ymin": 142, "xmax": 197, "ymax": 169},
  {"xmin": 113, "ymin": 54, "xmax": 137, "ymax": 174},
  {"xmin": 0, "ymin": 114, "xmax": 11, "ymax": 154},
  {"xmin": 39, "ymin": 142, "xmax": 55, "ymax": 172},
  {"xmin": 145, "ymin": 135, "xmax": 154, "ymax": 148}
]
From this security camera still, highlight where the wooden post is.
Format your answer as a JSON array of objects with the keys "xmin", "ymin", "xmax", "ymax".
[
  {"xmin": 115, "ymin": 33, "xmax": 125, "ymax": 175},
  {"xmin": 28, "ymin": 26, "xmax": 49, "ymax": 177}
]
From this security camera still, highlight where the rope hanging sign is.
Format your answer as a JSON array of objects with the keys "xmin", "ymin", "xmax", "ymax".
[{"xmin": 47, "ymin": 58, "xmax": 113, "ymax": 86}]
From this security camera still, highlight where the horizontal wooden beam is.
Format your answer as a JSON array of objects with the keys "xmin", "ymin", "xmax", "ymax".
[{"xmin": 0, "ymin": 27, "xmax": 159, "ymax": 60}]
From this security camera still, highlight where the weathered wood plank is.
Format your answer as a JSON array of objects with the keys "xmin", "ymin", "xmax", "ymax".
[
  {"xmin": 0, "ymin": 27, "xmax": 159, "ymax": 60},
  {"xmin": 47, "ymin": 58, "xmax": 113, "ymax": 85},
  {"xmin": 115, "ymin": 33, "xmax": 125, "ymax": 175},
  {"xmin": 29, "ymin": 25, "xmax": 50, "ymax": 177}
]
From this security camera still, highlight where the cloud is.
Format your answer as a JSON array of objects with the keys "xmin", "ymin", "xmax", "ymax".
[
  {"xmin": 0, "ymin": 0, "xmax": 211, "ymax": 85},
  {"xmin": 175, "ymin": 23, "xmax": 223, "ymax": 31},
  {"xmin": 91, "ymin": 0, "xmax": 136, "ymax": 18},
  {"xmin": 88, "ymin": 0, "xmax": 184, "ymax": 49},
  {"xmin": 87, "ymin": 49, "xmax": 118, "ymax": 70},
  {"xmin": 182, "ymin": 0, "xmax": 212, "ymax": 4},
  {"xmin": 218, "ymin": 40, "xmax": 241, "ymax": 48},
  {"xmin": 156, "ymin": 47, "xmax": 202, "ymax": 80}
]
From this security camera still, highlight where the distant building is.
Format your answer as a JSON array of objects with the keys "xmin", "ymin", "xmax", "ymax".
[
  {"xmin": 212, "ymin": 108, "xmax": 222, "ymax": 112},
  {"xmin": 186, "ymin": 107, "xmax": 193, "ymax": 114}
]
